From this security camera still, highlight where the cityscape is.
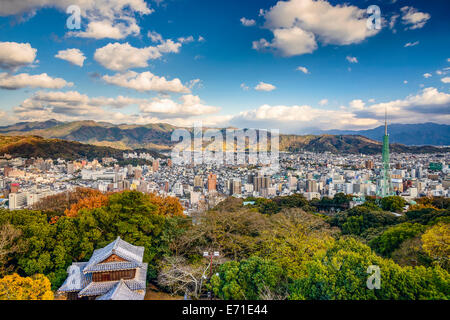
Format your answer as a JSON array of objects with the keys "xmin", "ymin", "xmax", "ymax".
[{"xmin": 0, "ymin": 0, "xmax": 448, "ymax": 311}]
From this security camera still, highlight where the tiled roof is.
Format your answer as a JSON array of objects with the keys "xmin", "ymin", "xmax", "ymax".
[
  {"xmin": 96, "ymin": 280, "xmax": 145, "ymax": 300},
  {"xmin": 83, "ymin": 261, "xmax": 141, "ymax": 273},
  {"xmin": 83, "ymin": 236, "xmax": 144, "ymax": 274},
  {"xmin": 78, "ymin": 263, "xmax": 147, "ymax": 297}
]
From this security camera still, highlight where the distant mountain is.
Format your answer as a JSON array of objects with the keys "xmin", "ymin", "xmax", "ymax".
[
  {"xmin": 0, "ymin": 119, "xmax": 63, "ymax": 132},
  {"xmin": 0, "ymin": 135, "xmax": 129, "ymax": 161},
  {"xmin": 279, "ymin": 134, "xmax": 449, "ymax": 154},
  {"xmin": 0, "ymin": 120, "xmax": 178, "ymax": 150},
  {"xmin": 0, "ymin": 120, "xmax": 448, "ymax": 155},
  {"xmin": 322, "ymin": 123, "xmax": 450, "ymax": 146}
]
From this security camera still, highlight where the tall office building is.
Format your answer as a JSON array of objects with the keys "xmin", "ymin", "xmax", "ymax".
[
  {"xmin": 306, "ymin": 180, "xmax": 318, "ymax": 193},
  {"xmin": 253, "ymin": 174, "xmax": 271, "ymax": 193},
  {"xmin": 207, "ymin": 173, "xmax": 217, "ymax": 192},
  {"xmin": 365, "ymin": 160, "xmax": 374, "ymax": 170},
  {"xmin": 230, "ymin": 179, "xmax": 242, "ymax": 195},
  {"xmin": 194, "ymin": 175, "xmax": 203, "ymax": 188},
  {"xmin": 152, "ymin": 159, "xmax": 159, "ymax": 172}
]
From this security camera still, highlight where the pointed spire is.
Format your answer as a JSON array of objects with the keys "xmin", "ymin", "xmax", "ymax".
[{"xmin": 384, "ymin": 106, "xmax": 388, "ymax": 136}]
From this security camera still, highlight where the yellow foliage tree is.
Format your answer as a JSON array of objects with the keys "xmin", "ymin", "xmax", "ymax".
[
  {"xmin": 147, "ymin": 193, "xmax": 185, "ymax": 217},
  {"xmin": 64, "ymin": 193, "xmax": 109, "ymax": 217},
  {"xmin": 422, "ymin": 222, "xmax": 450, "ymax": 270},
  {"xmin": 0, "ymin": 273, "xmax": 54, "ymax": 300}
]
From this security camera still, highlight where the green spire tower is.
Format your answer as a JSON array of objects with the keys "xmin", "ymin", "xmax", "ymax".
[{"xmin": 377, "ymin": 108, "xmax": 393, "ymax": 198}]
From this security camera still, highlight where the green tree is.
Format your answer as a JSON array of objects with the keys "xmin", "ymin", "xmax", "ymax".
[
  {"xmin": 381, "ymin": 196, "xmax": 407, "ymax": 213},
  {"xmin": 369, "ymin": 223, "xmax": 426, "ymax": 257},
  {"xmin": 211, "ymin": 256, "xmax": 287, "ymax": 300},
  {"xmin": 288, "ymin": 238, "xmax": 449, "ymax": 300}
]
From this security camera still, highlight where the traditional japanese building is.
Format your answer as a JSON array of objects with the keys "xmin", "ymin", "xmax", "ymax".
[{"xmin": 57, "ymin": 237, "xmax": 147, "ymax": 300}]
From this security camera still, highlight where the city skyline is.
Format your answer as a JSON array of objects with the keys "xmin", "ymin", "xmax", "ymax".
[{"xmin": 0, "ymin": 0, "xmax": 449, "ymax": 134}]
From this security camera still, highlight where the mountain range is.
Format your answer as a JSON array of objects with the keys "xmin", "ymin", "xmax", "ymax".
[
  {"xmin": 320, "ymin": 123, "xmax": 450, "ymax": 146},
  {"xmin": 0, "ymin": 120, "xmax": 448, "ymax": 156}
]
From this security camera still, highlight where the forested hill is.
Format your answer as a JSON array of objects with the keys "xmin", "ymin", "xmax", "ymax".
[
  {"xmin": 0, "ymin": 135, "xmax": 127, "ymax": 160},
  {"xmin": 279, "ymin": 134, "xmax": 449, "ymax": 154}
]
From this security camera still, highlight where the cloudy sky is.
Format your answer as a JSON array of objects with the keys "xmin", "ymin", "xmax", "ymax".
[{"xmin": 0, "ymin": 0, "xmax": 449, "ymax": 133}]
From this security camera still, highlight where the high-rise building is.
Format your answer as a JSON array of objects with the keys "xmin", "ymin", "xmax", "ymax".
[
  {"xmin": 134, "ymin": 168, "xmax": 142, "ymax": 179},
  {"xmin": 253, "ymin": 174, "xmax": 271, "ymax": 193},
  {"xmin": 230, "ymin": 179, "xmax": 242, "ymax": 195},
  {"xmin": 9, "ymin": 192, "xmax": 26, "ymax": 210},
  {"xmin": 306, "ymin": 180, "xmax": 318, "ymax": 193},
  {"xmin": 194, "ymin": 175, "xmax": 203, "ymax": 188},
  {"xmin": 152, "ymin": 159, "xmax": 159, "ymax": 172},
  {"xmin": 207, "ymin": 173, "xmax": 217, "ymax": 192},
  {"xmin": 67, "ymin": 162, "xmax": 75, "ymax": 174},
  {"xmin": 365, "ymin": 160, "xmax": 374, "ymax": 170}
]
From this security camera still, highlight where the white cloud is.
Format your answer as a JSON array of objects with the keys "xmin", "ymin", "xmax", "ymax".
[
  {"xmin": 353, "ymin": 87, "xmax": 450, "ymax": 120},
  {"xmin": 346, "ymin": 56, "xmax": 358, "ymax": 63},
  {"xmin": 55, "ymin": 48, "xmax": 86, "ymax": 67},
  {"xmin": 0, "ymin": 72, "xmax": 72, "ymax": 90},
  {"xmin": 94, "ymin": 42, "xmax": 174, "ymax": 71},
  {"xmin": 254, "ymin": 82, "xmax": 276, "ymax": 92},
  {"xmin": 240, "ymin": 83, "xmax": 250, "ymax": 91},
  {"xmin": 296, "ymin": 66, "xmax": 309, "ymax": 74},
  {"xmin": 318, "ymin": 99, "xmax": 328, "ymax": 106},
  {"xmin": 401, "ymin": 6, "xmax": 430, "ymax": 30},
  {"xmin": 94, "ymin": 32, "xmax": 193, "ymax": 71},
  {"xmin": 253, "ymin": 0, "xmax": 380, "ymax": 56},
  {"xmin": 349, "ymin": 99, "xmax": 365, "ymax": 110},
  {"xmin": 178, "ymin": 36, "xmax": 195, "ymax": 44},
  {"xmin": 389, "ymin": 14, "xmax": 399, "ymax": 32},
  {"xmin": 423, "ymin": 73, "xmax": 432, "ymax": 79},
  {"xmin": 404, "ymin": 41, "xmax": 419, "ymax": 47},
  {"xmin": 72, "ymin": 19, "xmax": 140, "ymax": 40},
  {"xmin": 139, "ymin": 95, "xmax": 220, "ymax": 118},
  {"xmin": 229, "ymin": 87, "xmax": 450, "ymax": 133},
  {"xmin": 240, "ymin": 17, "xmax": 256, "ymax": 27},
  {"xmin": 0, "ymin": 0, "xmax": 153, "ymax": 40},
  {"xmin": 0, "ymin": 42, "xmax": 36, "ymax": 71},
  {"xmin": 254, "ymin": 27, "xmax": 317, "ymax": 56},
  {"xmin": 148, "ymin": 31, "xmax": 163, "ymax": 43},
  {"xmin": 94, "ymin": 42, "xmax": 154, "ymax": 71},
  {"xmin": 404, "ymin": 80, "xmax": 408, "ymax": 84},
  {"xmin": 188, "ymin": 79, "xmax": 202, "ymax": 89},
  {"xmin": 442, "ymin": 77, "xmax": 450, "ymax": 84},
  {"xmin": 102, "ymin": 71, "xmax": 190, "ymax": 93},
  {"xmin": 12, "ymin": 90, "xmax": 221, "ymax": 124}
]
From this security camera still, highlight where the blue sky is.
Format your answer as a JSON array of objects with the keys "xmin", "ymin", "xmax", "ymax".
[{"xmin": 0, "ymin": 0, "xmax": 449, "ymax": 133}]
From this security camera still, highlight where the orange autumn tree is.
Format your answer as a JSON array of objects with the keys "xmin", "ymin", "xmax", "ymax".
[
  {"xmin": 63, "ymin": 190, "xmax": 185, "ymax": 218},
  {"xmin": 147, "ymin": 193, "xmax": 185, "ymax": 217},
  {"xmin": 0, "ymin": 273, "xmax": 53, "ymax": 300},
  {"xmin": 64, "ymin": 191, "xmax": 109, "ymax": 217}
]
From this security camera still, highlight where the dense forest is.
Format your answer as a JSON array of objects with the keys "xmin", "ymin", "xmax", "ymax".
[{"xmin": 0, "ymin": 189, "xmax": 448, "ymax": 300}]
